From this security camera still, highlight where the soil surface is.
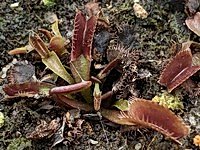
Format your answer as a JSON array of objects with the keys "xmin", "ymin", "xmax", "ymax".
[{"xmin": 0, "ymin": 0, "xmax": 200, "ymax": 150}]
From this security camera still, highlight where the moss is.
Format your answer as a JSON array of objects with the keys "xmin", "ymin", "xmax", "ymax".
[
  {"xmin": 152, "ymin": 92, "xmax": 184, "ymax": 111},
  {"xmin": 7, "ymin": 137, "xmax": 32, "ymax": 150},
  {"xmin": 42, "ymin": 0, "xmax": 56, "ymax": 7}
]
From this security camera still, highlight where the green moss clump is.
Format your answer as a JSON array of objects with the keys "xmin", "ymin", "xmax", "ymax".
[
  {"xmin": 7, "ymin": 137, "xmax": 32, "ymax": 150},
  {"xmin": 152, "ymin": 92, "xmax": 183, "ymax": 111},
  {"xmin": 42, "ymin": 0, "xmax": 56, "ymax": 7}
]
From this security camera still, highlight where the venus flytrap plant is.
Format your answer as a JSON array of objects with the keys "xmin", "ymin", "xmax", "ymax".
[
  {"xmin": 3, "ymin": 10, "xmax": 190, "ymax": 144},
  {"xmin": 70, "ymin": 11, "xmax": 97, "ymax": 103}
]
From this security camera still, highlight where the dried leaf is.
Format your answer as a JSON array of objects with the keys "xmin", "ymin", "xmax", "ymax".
[
  {"xmin": 133, "ymin": 3, "xmax": 148, "ymax": 19},
  {"xmin": 159, "ymin": 49, "xmax": 200, "ymax": 92},
  {"xmin": 102, "ymin": 98, "xmax": 189, "ymax": 143},
  {"xmin": 26, "ymin": 119, "xmax": 60, "ymax": 140},
  {"xmin": 192, "ymin": 53, "xmax": 200, "ymax": 66},
  {"xmin": 51, "ymin": 116, "xmax": 66, "ymax": 148},
  {"xmin": 44, "ymin": 12, "xmax": 58, "ymax": 24},
  {"xmin": 181, "ymin": 41, "xmax": 200, "ymax": 65},
  {"xmin": 185, "ymin": 12, "xmax": 200, "ymax": 36},
  {"xmin": 193, "ymin": 135, "xmax": 200, "ymax": 147}
]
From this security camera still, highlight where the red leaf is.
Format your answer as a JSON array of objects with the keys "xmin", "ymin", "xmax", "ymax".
[
  {"xmin": 102, "ymin": 98, "xmax": 190, "ymax": 143},
  {"xmin": 159, "ymin": 49, "xmax": 200, "ymax": 92},
  {"xmin": 53, "ymin": 94, "xmax": 93, "ymax": 112},
  {"xmin": 71, "ymin": 11, "xmax": 97, "ymax": 61},
  {"xmin": 3, "ymin": 82, "xmax": 40, "ymax": 96},
  {"xmin": 29, "ymin": 33, "xmax": 50, "ymax": 58},
  {"xmin": 71, "ymin": 11, "xmax": 86, "ymax": 61},
  {"xmin": 3, "ymin": 82, "xmax": 53, "ymax": 97},
  {"xmin": 50, "ymin": 81, "xmax": 92, "ymax": 94},
  {"xmin": 83, "ymin": 16, "xmax": 97, "ymax": 60},
  {"xmin": 123, "ymin": 99, "xmax": 189, "ymax": 142},
  {"xmin": 167, "ymin": 66, "xmax": 200, "ymax": 92}
]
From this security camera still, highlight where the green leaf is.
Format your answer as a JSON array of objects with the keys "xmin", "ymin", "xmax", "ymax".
[
  {"xmin": 42, "ymin": 51, "xmax": 74, "ymax": 84},
  {"xmin": 51, "ymin": 20, "xmax": 61, "ymax": 37},
  {"xmin": 113, "ymin": 99, "xmax": 129, "ymax": 111},
  {"xmin": 70, "ymin": 55, "xmax": 92, "ymax": 103}
]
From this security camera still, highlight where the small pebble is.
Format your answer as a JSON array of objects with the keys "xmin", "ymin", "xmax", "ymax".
[
  {"xmin": 135, "ymin": 143, "xmax": 142, "ymax": 150},
  {"xmin": 10, "ymin": 2, "xmax": 19, "ymax": 8},
  {"xmin": 0, "ymin": 112, "xmax": 4, "ymax": 128},
  {"xmin": 133, "ymin": 3, "xmax": 148, "ymax": 19},
  {"xmin": 89, "ymin": 139, "xmax": 98, "ymax": 145}
]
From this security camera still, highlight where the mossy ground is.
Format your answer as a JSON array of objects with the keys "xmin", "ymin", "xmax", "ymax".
[{"xmin": 0, "ymin": 0, "xmax": 199, "ymax": 149}]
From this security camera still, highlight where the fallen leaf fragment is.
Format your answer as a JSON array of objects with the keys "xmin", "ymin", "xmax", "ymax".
[
  {"xmin": 159, "ymin": 49, "xmax": 200, "ymax": 92},
  {"xmin": 26, "ymin": 119, "xmax": 60, "ymax": 140},
  {"xmin": 186, "ymin": 12, "xmax": 200, "ymax": 36},
  {"xmin": 101, "ymin": 98, "xmax": 189, "ymax": 144},
  {"xmin": 51, "ymin": 116, "xmax": 66, "ymax": 148}
]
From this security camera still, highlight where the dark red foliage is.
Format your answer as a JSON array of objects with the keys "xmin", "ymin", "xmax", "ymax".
[
  {"xmin": 50, "ymin": 81, "xmax": 92, "ymax": 94},
  {"xmin": 3, "ymin": 82, "xmax": 40, "ymax": 96},
  {"xmin": 101, "ymin": 98, "xmax": 190, "ymax": 144},
  {"xmin": 3, "ymin": 82, "xmax": 53, "ymax": 97},
  {"xmin": 159, "ymin": 50, "xmax": 200, "ymax": 92},
  {"xmin": 71, "ymin": 11, "xmax": 97, "ymax": 61}
]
